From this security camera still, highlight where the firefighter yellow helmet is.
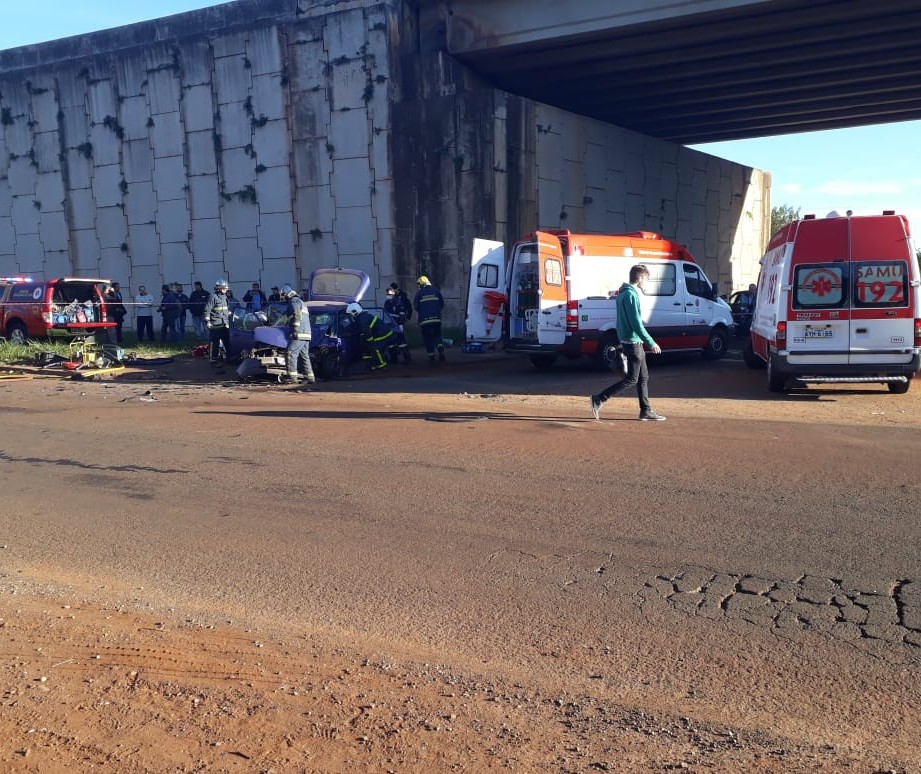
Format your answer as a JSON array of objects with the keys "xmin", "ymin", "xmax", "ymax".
[{"xmin": 417, "ymin": 275, "xmax": 431, "ymax": 287}]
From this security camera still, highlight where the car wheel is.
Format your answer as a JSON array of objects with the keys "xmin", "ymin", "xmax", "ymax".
[
  {"xmin": 767, "ymin": 359, "xmax": 786, "ymax": 393},
  {"xmin": 887, "ymin": 378, "xmax": 912, "ymax": 394},
  {"xmin": 6, "ymin": 322, "xmax": 27, "ymax": 345},
  {"xmin": 593, "ymin": 334, "xmax": 621, "ymax": 371},
  {"xmin": 528, "ymin": 354, "xmax": 557, "ymax": 370},
  {"xmin": 702, "ymin": 326, "xmax": 728, "ymax": 360},
  {"xmin": 317, "ymin": 351, "xmax": 342, "ymax": 379},
  {"xmin": 743, "ymin": 338, "xmax": 765, "ymax": 369}
]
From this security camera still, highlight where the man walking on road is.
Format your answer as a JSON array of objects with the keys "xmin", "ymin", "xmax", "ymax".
[{"xmin": 590, "ymin": 264, "xmax": 666, "ymax": 422}]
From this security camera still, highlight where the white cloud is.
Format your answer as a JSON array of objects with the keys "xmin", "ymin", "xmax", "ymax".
[{"xmin": 779, "ymin": 182, "xmax": 802, "ymax": 194}]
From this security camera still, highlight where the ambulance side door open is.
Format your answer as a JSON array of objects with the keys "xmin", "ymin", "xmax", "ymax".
[
  {"xmin": 466, "ymin": 238, "xmax": 506, "ymax": 342},
  {"xmin": 535, "ymin": 230, "xmax": 567, "ymax": 347}
]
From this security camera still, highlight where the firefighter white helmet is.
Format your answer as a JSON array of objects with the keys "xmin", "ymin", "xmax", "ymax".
[
  {"xmin": 346, "ymin": 302, "xmax": 362, "ymax": 317},
  {"xmin": 214, "ymin": 278, "xmax": 229, "ymax": 290},
  {"xmin": 280, "ymin": 283, "xmax": 296, "ymax": 298}
]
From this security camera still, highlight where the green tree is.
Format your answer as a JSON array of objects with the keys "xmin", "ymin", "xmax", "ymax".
[{"xmin": 771, "ymin": 204, "xmax": 800, "ymax": 236}]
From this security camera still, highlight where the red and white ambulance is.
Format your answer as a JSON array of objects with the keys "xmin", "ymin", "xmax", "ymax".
[
  {"xmin": 466, "ymin": 229, "xmax": 733, "ymax": 370},
  {"xmin": 744, "ymin": 211, "xmax": 921, "ymax": 393}
]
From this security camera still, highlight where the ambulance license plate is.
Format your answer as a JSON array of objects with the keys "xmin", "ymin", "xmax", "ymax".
[{"xmin": 804, "ymin": 329, "xmax": 834, "ymax": 338}]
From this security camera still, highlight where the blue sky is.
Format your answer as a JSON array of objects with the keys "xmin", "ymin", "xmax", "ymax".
[{"xmin": 3, "ymin": 1, "xmax": 920, "ymax": 236}]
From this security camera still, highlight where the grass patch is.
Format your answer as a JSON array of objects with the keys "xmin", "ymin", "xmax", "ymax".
[{"xmin": 0, "ymin": 336, "xmax": 201, "ymax": 366}]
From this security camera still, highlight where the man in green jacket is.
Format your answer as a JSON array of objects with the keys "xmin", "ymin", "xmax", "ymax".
[{"xmin": 590, "ymin": 264, "xmax": 666, "ymax": 421}]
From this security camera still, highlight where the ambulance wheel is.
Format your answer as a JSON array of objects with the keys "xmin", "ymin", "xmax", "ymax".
[
  {"xmin": 529, "ymin": 354, "xmax": 557, "ymax": 370},
  {"xmin": 743, "ymin": 339, "xmax": 765, "ymax": 369},
  {"xmin": 888, "ymin": 379, "xmax": 911, "ymax": 394},
  {"xmin": 594, "ymin": 334, "xmax": 621, "ymax": 371},
  {"xmin": 702, "ymin": 327, "xmax": 728, "ymax": 360},
  {"xmin": 767, "ymin": 360, "xmax": 786, "ymax": 393}
]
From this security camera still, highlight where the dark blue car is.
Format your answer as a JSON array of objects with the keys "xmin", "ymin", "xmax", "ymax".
[{"xmin": 228, "ymin": 269, "xmax": 395, "ymax": 379}]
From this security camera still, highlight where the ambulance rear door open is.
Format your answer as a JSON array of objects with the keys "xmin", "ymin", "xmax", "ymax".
[
  {"xmin": 534, "ymin": 230, "xmax": 567, "ymax": 347},
  {"xmin": 466, "ymin": 238, "xmax": 506, "ymax": 342}
]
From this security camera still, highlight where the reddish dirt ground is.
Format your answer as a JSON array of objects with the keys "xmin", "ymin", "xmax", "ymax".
[{"xmin": 0, "ymin": 352, "xmax": 918, "ymax": 772}]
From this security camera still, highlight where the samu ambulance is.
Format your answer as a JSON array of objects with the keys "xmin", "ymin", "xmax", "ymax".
[
  {"xmin": 466, "ymin": 229, "xmax": 733, "ymax": 370},
  {"xmin": 744, "ymin": 211, "xmax": 921, "ymax": 393}
]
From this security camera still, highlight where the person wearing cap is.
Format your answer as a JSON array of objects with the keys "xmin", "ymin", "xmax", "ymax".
[
  {"xmin": 384, "ymin": 282, "xmax": 413, "ymax": 363},
  {"xmin": 268, "ymin": 286, "xmax": 282, "ymax": 303},
  {"xmin": 413, "ymin": 275, "xmax": 445, "ymax": 362}
]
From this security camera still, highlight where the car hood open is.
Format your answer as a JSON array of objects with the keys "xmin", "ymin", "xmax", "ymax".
[{"xmin": 306, "ymin": 268, "xmax": 370, "ymax": 303}]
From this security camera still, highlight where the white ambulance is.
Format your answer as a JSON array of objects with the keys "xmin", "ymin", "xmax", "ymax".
[
  {"xmin": 466, "ymin": 229, "xmax": 733, "ymax": 370},
  {"xmin": 744, "ymin": 211, "xmax": 921, "ymax": 393}
]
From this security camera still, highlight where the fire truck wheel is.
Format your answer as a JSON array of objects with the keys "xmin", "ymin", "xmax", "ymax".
[{"xmin": 6, "ymin": 322, "xmax": 27, "ymax": 345}]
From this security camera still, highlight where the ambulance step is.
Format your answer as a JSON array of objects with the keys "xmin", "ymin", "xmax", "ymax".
[{"xmin": 802, "ymin": 376, "xmax": 908, "ymax": 384}]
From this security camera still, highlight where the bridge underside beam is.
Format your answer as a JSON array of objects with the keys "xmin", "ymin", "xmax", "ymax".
[{"xmin": 443, "ymin": 0, "xmax": 921, "ymax": 142}]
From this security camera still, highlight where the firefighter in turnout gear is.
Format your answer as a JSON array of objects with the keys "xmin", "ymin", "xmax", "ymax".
[
  {"xmin": 203, "ymin": 279, "xmax": 231, "ymax": 364},
  {"xmin": 281, "ymin": 284, "xmax": 316, "ymax": 384},
  {"xmin": 383, "ymin": 282, "xmax": 413, "ymax": 363},
  {"xmin": 413, "ymin": 275, "xmax": 445, "ymax": 362},
  {"xmin": 346, "ymin": 302, "xmax": 394, "ymax": 371}
]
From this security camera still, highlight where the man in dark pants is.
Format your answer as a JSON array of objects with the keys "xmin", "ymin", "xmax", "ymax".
[
  {"xmin": 384, "ymin": 282, "xmax": 412, "ymax": 363},
  {"xmin": 105, "ymin": 282, "xmax": 126, "ymax": 344},
  {"xmin": 280, "ymin": 284, "xmax": 316, "ymax": 384},
  {"xmin": 590, "ymin": 264, "xmax": 666, "ymax": 422},
  {"xmin": 188, "ymin": 281, "xmax": 210, "ymax": 339},
  {"xmin": 413, "ymin": 275, "xmax": 445, "ymax": 362},
  {"xmin": 203, "ymin": 279, "xmax": 231, "ymax": 364},
  {"xmin": 346, "ymin": 302, "xmax": 394, "ymax": 371}
]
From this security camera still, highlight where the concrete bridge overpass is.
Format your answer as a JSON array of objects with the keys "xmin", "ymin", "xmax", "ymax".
[{"xmin": 422, "ymin": 0, "xmax": 921, "ymax": 143}]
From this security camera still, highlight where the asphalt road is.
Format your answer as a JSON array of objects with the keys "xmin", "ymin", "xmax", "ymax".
[{"xmin": 1, "ymin": 345, "xmax": 919, "ymax": 765}]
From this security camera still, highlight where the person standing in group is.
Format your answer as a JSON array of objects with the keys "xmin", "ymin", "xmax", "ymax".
[
  {"xmin": 105, "ymin": 282, "xmax": 127, "ymax": 344},
  {"xmin": 134, "ymin": 285, "xmax": 155, "ymax": 342},
  {"xmin": 188, "ymin": 280, "xmax": 210, "ymax": 339},
  {"xmin": 589, "ymin": 264, "xmax": 666, "ymax": 422},
  {"xmin": 280, "ymin": 284, "xmax": 316, "ymax": 385},
  {"xmin": 268, "ymin": 286, "xmax": 282, "ymax": 303},
  {"xmin": 158, "ymin": 284, "xmax": 181, "ymax": 342},
  {"xmin": 173, "ymin": 283, "xmax": 190, "ymax": 339},
  {"xmin": 384, "ymin": 282, "xmax": 413, "ymax": 363},
  {"xmin": 243, "ymin": 282, "xmax": 266, "ymax": 312},
  {"xmin": 413, "ymin": 275, "xmax": 445, "ymax": 362},
  {"xmin": 203, "ymin": 279, "xmax": 231, "ymax": 364}
]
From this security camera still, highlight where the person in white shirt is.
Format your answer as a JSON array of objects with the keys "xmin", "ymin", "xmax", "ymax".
[{"xmin": 135, "ymin": 285, "xmax": 155, "ymax": 342}]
